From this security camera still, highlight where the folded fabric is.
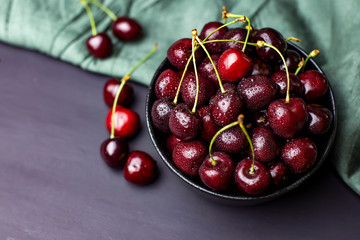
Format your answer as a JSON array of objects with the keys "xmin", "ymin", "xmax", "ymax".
[{"xmin": 1, "ymin": 0, "xmax": 359, "ymax": 195}]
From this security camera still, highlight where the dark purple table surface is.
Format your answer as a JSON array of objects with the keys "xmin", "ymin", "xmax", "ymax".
[{"xmin": 0, "ymin": 42, "xmax": 359, "ymax": 240}]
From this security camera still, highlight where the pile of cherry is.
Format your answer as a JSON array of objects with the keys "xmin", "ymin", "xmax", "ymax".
[{"xmin": 150, "ymin": 10, "xmax": 333, "ymax": 195}]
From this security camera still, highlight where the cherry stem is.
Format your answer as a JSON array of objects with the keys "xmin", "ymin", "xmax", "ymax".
[
  {"xmin": 203, "ymin": 17, "xmax": 244, "ymax": 42},
  {"xmin": 294, "ymin": 49, "xmax": 320, "ymax": 75},
  {"xmin": 81, "ymin": 0, "xmax": 117, "ymax": 21},
  {"xmin": 80, "ymin": 0, "xmax": 97, "ymax": 36},
  {"xmin": 285, "ymin": 36, "xmax": 301, "ymax": 42},
  {"xmin": 238, "ymin": 114, "xmax": 255, "ymax": 174},
  {"xmin": 208, "ymin": 121, "xmax": 239, "ymax": 166},
  {"xmin": 224, "ymin": 13, "xmax": 251, "ymax": 52},
  {"xmin": 191, "ymin": 29, "xmax": 200, "ymax": 114},
  {"xmin": 195, "ymin": 36, "xmax": 225, "ymax": 94},
  {"xmin": 110, "ymin": 43, "xmax": 158, "ymax": 139}
]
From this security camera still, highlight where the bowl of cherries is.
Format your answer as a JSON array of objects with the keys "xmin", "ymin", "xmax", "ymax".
[{"xmin": 146, "ymin": 8, "xmax": 337, "ymax": 204}]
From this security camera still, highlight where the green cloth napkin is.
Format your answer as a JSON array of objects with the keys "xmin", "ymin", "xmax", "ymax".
[{"xmin": 1, "ymin": 0, "xmax": 359, "ymax": 195}]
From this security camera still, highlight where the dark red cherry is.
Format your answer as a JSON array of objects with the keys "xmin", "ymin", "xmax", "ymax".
[
  {"xmin": 281, "ymin": 138, "xmax": 317, "ymax": 174},
  {"xmin": 106, "ymin": 105, "xmax": 140, "ymax": 138},
  {"xmin": 100, "ymin": 138, "xmax": 129, "ymax": 168},
  {"xmin": 197, "ymin": 106, "xmax": 219, "ymax": 142},
  {"xmin": 235, "ymin": 158, "xmax": 271, "ymax": 195},
  {"xmin": 268, "ymin": 98, "xmax": 308, "ymax": 139},
  {"xmin": 180, "ymin": 71, "xmax": 215, "ymax": 107},
  {"xmin": 172, "ymin": 140, "xmax": 207, "ymax": 177},
  {"xmin": 222, "ymin": 28, "xmax": 254, "ymax": 55},
  {"xmin": 218, "ymin": 48, "xmax": 252, "ymax": 82},
  {"xmin": 215, "ymin": 126, "xmax": 248, "ymax": 155},
  {"xmin": 237, "ymin": 75, "xmax": 278, "ymax": 111},
  {"xmin": 306, "ymin": 104, "xmax": 333, "ymax": 135},
  {"xmin": 253, "ymin": 28, "xmax": 287, "ymax": 62},
  {"xmin": 251, "ymin": 58, "xmax": 271, "ymax": 76},
  {"xmin": 251, "ymin": 127, "xmax": 280, "ymax": 163},
  {"xmin": 198, "ymin": 54, "xmax": 221, "ymax": 87},
  {"xmin": 199, "ymin": 21, "xmax": 229, "ymax": 53},
  {"xmin": 273, "ymin": 49, "xmax": 301, "ymax": 73},
  {"xmin": 271, "ymin": 71, "xmax": 304, "ymax": 97},
  {"xmin": 199, "ymin": 152, "xmax": 235, "ymax": 192},
  {"xmin": 123, "ymin": 151, "xmax": 157, "ymax": 185},
  {"xmin": 210, "ymin": 90, "xmax": 243, "ymax": 126},
  {"xmin": 298, "ymin": 70, "xmax": 328, "ymax": 101},
  {"xmin": 112, "ymin": 17, "xmax": 142, "ymax": 41},
  {"xmin": 166, "ymin": 135, "xmax": 181, "ymax": 154},
  {"xmin": 167, "ymin": 38, "xmax": 204, "ymax": 70},
  {"xmin": 151, "ymin": 98, "xmax": 174, "ymax": 133},
  {"xmin": 103, "ymin": 78, "xmax": 134, "ymax": 107},
  {"xmin": 168, "ymin": 103, "xmax": 202, "ymax": 141},
  {"xmin": 86, "ymin": 32, "xmax": 112, "ymax": 59},
  {"xmin": 269, "ymin": 161, "xmax": 289, "ymax": 188},
  {"xmin": 155, "ymin": 69, "xmax": 181, "ymax": 100},
  {"xmin": 253, "ymin": 109, "xmax": 270, "ymax": 128}
]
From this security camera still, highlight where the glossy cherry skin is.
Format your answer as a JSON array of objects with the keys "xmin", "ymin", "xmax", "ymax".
[
  {"xmin": 166, "ymin": 135, "xmax": 181, "ymax": 154},
  {"xmin": 199, "ymin": 152, "xmax": 235, "ymax": 192},
  {"xmin": 251, "ymin": 58, "xmax": 271, "ymax": 76},
  {"xmin": 86, "ymin": 33, "xmax": 112, "ymax": 59},
  {"xmin": 100, "ymin": 138, "xmax": 129, "ymax": 168},
  {"xmin": 180, "ymin": 71, "xmax": 215, "ymax": 107},
  {"xmin": 103, "ymin": 78, "xmax": 134, "ymax": 107},
  {"xmin": 112, "ymin": 17, "xmax": 142, "ymax": 41},
  {"xmin": 268, "ymin": 98, "xmax": 308, "ymax": 139},
  {"xmin": 155, "ymin": 69, "xmax": 181, "ymax": 100},
  {"xmin": 218, "ymin": 48, "xmax": 252, "ymax": 82},
  {"xmin": 123, "ymin": 151, "xmax": 157, "ymax": 185},
  {"xmin": 199, "ymin": 21, "xmax": 229, "ymax": 53},
  {"xmin": 198, "ymin": 54, "xmax": 221, "ymax": 87},
  {"xmin": 273, "ymin": 49, "xmax": 301, "ymax": 73},
  {"xmin": 251, "ymin": 127, "xmax": 280, "ymax": 163},
  {"xmin": 281, "ymin": 138, "xmax": 317, "ymax": 174},
  {"xmin": 168, "ymin": 103, "xmax": 202, "ymax": 141},
  {"xmin": 270, "ymin": 71, "xmax": 304, "ymax": 97},
  {"xmin": 298, "ymin": 70, "xmax": 328, "ymax": 101},
  {"xmin": 106, "ymin": 105, "xmax": 140, "ymax": 138},
  {"xmin": 210, "ymin": 90, "xmax": 243, "ymax": 126},
  {"xmin": 253, "ymin": 28, "xmax": 287, "ymax": 62},
  {"xmin": 197, "ymin": 106, "xmax": 219, "ymax": 142},
  {"xmin": 172, "ymin": 140, "xmax": 207, "ymax": 177},
  {"xmin": 237, "ymin": 75, "xmax": 278, "ymax": 112},
  {"xmin": 167, "ymin": 38, "xmax": 204, "ymax": 70},
  {"xmin": 269, "ymin": 161, "xmax": 289, "ymax": 188},
  {"xmin": 151, "ymin": 98, "xmax": 174, "ymax": 133},
  {"xmin": 306, "ymin": 104, "xmax": 333, "ymax": 135},
  {"xmin": 215, "ymin": 126, "xmax": 248, "ymax": 155},
  {"xmin": 235, "ymin": 158, "xmax": 271, "ymax": 195}
]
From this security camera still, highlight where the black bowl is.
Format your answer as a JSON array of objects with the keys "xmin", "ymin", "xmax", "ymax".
[{"xmin": 145, "ymin": 42, "xmax": 337, "ymax": 205}]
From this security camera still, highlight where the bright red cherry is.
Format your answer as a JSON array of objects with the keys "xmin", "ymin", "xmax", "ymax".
[
  {"xmin": 123, "ymin": 151, "xmax": 157, "ymax": 185},
  {"xmin": 218, "ymin": 48, "xmax": 252, "ymax": 82},
  {"xmin": 103, "ymin": 78, "xmax": 134, "ymax": 107},
  {"xmin": 112, "ymin": 17, "xmax": 142, "ymax": 41},
  {"xmin": 106, "ymin": 105, "xmax": 140, "ymax": 138},
  {"xmin": 86, "ymin": 32, "xmax": 112, "ymax": 59}
]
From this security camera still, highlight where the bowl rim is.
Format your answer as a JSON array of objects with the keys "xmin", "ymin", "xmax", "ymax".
[{"xmin": 145, "ymin": 42, "xmax": 338, "ymax": 202}]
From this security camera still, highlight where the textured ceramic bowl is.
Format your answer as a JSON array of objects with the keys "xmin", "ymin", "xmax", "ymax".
[{"xmin": 146, "ymin": 42, "xmax": 337, "ymax": 205}]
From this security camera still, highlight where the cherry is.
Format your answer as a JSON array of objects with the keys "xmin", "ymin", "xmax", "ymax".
[
  {"xmin": 251, "ymin": 58, "xmax": 271, "ymax": 76},
  {"xmin": 214, "ymin": 126, "xmax": 248, "ymax": 155},
  {"xmin": 273, "ymin": 49, "xmax": 301, "ymax": 73},
  {"xmin": 269, "ymin": 161, "xmax": 289, "ymax": 188},
  {"xmin": 172, "ymin": 140, "xmax": 207, "ymax": 177},
  {"xmin": 281, "ymin": 138, "xmax": 317, "ymax": 174},
  {"xmin": 218, "ymin": 48, "xmax": 252, "ymax": 82},
  {"xmin": 199, "ymin": 152, "xmax": 235, "ymax": 192},
  {"xmin": 210, "ymin": 90, "xmax": 243, "ymax": 126},
  {"xmin": 106, "ymin": 105, "xmax": 140, "ymax": 138},
  {"xmin": 253, "ymin": 28, "xmax": 287, "ymax": 62},
  {"xmin": 166, "ymin": 135, "xmax": 181, "ymax": 154},
  {"xmin": 306, "ymin": 104, "xmax": 333, "ymax": 135},
  {"xmin": 298, "ymin": 70, "xmax": 328, "ymax": 101},
  {"xmin": 199, "ymin": 21, "xmax": 229, "ymax": 54},
  {"xmin": 197, "ymin": 106, "xmax": 219, "ymax": 142},
  {"xmin": 112, "ymin": 17, "xmax": 142, "ymax": 41},
  {"xmin": 151, "ymin": 98, "xmax": 174, "ymax": 133},
  {"xmin": 168, "ymin": 103, "xmax": 202, "ymax": 141},
  {"xmin": 234, "ymin": 158, "xmax": 270, "ymax": 195},
  {"xmin": 155, "ymin": 69, "xmax": 181, "ymax": 100},
  {"xmin": 268, "ymin": 98, "xmax": 308, "ymax": 139},
  {"xmin": 251, "ymin": 127, "xmax": 280, "ymax": 163},
  {"xmin": 237, "ymin": 75, "xmax": 278, "ymax": 112},
  {"xmin": 86, "ymin": 33, "xmax": 112, "ymax": 59},
  {"xmin": 198, "ymin": 54, "xmax": 221, "ymax": 87},
  {"xmin": 100, "ymin": 138, "xmax": 129, "ymax": 168},
  {"xmin": 123, "ymin": 151, "xmax": 157, "ymax": 185},
  {"xmin": 103, "ymin": 78, "xmax": 133, "ymax": 107},
  {"xmin": 222, "ymin": 28, "xmax": 254, "ymax": 55},
  {"xmin": 167, "ymin": 38, "xmax": 204, "ymax": 70},
  {"xmin": 271, "ymin": 71, "xmax": 304, "ymax": 97}
]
